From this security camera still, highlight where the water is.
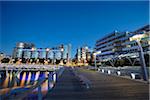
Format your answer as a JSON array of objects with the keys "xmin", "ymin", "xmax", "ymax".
[{"xmin": 0, "ymin": 71, "xmax": 55, "ymax": 99}]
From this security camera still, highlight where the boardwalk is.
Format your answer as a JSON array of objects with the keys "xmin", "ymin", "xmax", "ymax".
[
  {"xmin": 45, "ymin": 67, "xmax": 84, "ymax": 100},
  {"xmin": 45, "ymin": 67, "xmax": 149, "ymax": 100}
]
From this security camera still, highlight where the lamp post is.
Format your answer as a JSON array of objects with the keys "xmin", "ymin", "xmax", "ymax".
[
  {"xmin": 30, "ymin": 47, "xmax": 36, "ymax": 58},
  {"xmin": 38, "ymin": 48, "xmax": 42, "ymax": 59},
  {"xmin": 93, "ymin": 51, "xmax": 101, "ymax": 71},
  {"xmin": 60, "ymin": 47, "xmax": 64, "ymax": 65},
  {"xmin": 53, "ymin": 51, "xmax": 56, "ymax": 65},
  {"xmin": 130, "ymin": 34, "xmax": 148, "ymax": 81},
  {"xmin": 46, "ymin": 48, "xmax": 50, "ymax": 60},
  {"xmin": 30, "ymin": 48, "xmax": 36, "ymax": 64},
  {"xmin": 94, "ymin": 54, "xmax": 97, "ymax": 70}
]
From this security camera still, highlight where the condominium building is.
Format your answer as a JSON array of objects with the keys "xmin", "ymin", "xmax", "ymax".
[
  {"xmin": 12, "ymin": 42, "xmax": 71, "ymax": 63},
  {"xmin": 95, "ymin": 25, "xmax": 150, "ymax": 61},
  {"xmin": 12, "ymin": 42, "xmax": 35, "ymax": 58},
  {"xmin": 122, "ymin": 25, "xmax": 150, "ymax": 54}
]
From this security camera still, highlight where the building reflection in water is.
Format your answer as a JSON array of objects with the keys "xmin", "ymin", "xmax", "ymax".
[{"xmin": 0, "ymin": 71, "xmax": 55, "ymax": 98}]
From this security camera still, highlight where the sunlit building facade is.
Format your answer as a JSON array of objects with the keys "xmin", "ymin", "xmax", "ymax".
[{"xmin": 95, "ymin": 25, "xmax": 150, "ymax": 62}]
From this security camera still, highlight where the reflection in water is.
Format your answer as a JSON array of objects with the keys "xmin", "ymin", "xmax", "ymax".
[
  {"xmin": 17, "ymin": 72, "xmax": 20, "ymax": 79},
  {"xmin": 13, "ymin": 77, "xmax": 17, "ymax": 87},
  {"xmin": 3, "ymin": 73, "xmax": 9, "ymax": 88},
  {"xmin": 0, "ymin": 88, "xmax": 11, "ymax": 95},
  {"xmin": 9, "ymin": 71, "xmax": 13, "ymax": 86},
  {"xmin": 34, "ymin": 71, "xmax": 40, "ymax": 85},
  {"xmin": 27, "ymin": 72, "xmax": 31, "ymax": 85},
  {"xmin": 20, "ymin": 72, "xmax": 26, "ymax": 87},
  {"xmin": 53, "ymin": 73, "xmax": 57, "ymax": 82},
  {"xmin": 0, "ymin": 71, "xmax": 55, "ymax": 99},
  {"xmin": 32, "ymin": 72, "xmax": 54, "ymax": 95}
]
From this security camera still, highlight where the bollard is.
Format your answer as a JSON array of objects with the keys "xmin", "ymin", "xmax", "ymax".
[
  {"xmin": 107, "ymin": 70, "xmax": 111, "ymax": 74},
  {"xmin": 117, "ymin": 71, "xmax": 121, "ymax": 76},
  {"xmin": 101, "ymin": 69, "xmax": 104, "ymax": 73},
  {"xmin": 131, "ymin": 73, "xmax": 141, "ymax": 79},
  {"xmin": 98, "ymin": 68, "xmax": 100, "ymax": 72}
]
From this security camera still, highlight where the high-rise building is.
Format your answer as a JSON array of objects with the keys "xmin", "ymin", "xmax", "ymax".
[
  {"xmin": 75, "ymin": 46, "xmax": 92, "ymax": 64},
  {"xmin": 77, "ymin": 48, "xmax": 81, "ymax": 62}
]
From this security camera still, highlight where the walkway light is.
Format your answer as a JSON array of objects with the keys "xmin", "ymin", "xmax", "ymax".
[{"xmin": 130, "ymin": 34, "xmax": 148, "ymax": 81}]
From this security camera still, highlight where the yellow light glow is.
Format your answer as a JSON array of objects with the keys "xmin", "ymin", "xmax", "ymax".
[
  {"xmin": 27, "ymin": 72, "xmax": 32, "ymax": 85},
  {"xmin": 3, "ymin": 73, "xmax": 9, "ymax": 88},
  {"xmin": 20, "ymin": 72, "xmax": 26, "ymax": 87},
  {"xmin": 34, "ymin": 71, "xmax": 40, "ymax": 85},
  {"xmin": 31, "ymin": 48, "xmax": 36, "ymax": 51},
  {"xmin": 94, "ymin": 51, "xmax": 101, "ymax": 56},
  {"xmin": 130, "ymin": 34, "xmax": 144, "ymax": 41},
  {"xmin": 46, "ymin": 48, "xmax": 50, "ymax": 51}
]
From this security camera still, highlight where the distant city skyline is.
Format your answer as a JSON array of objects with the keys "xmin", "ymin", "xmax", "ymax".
[{"xmin": 0, "ymin": 1, "xmax": 149, "ymax": 57}]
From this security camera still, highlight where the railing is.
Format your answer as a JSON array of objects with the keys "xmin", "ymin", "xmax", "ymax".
[{"xmin": 0, "ymin": 64, "xmax": 63, "ymax": 71}]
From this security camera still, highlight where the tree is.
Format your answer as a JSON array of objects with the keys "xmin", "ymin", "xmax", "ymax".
[{"xmin": 1, "ymin": 58, "xmax": 10, "ymax": 63}]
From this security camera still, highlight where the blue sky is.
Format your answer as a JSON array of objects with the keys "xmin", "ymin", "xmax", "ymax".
[{"xmin": 0, "ymin": 1, "xmax": 149, "ymax": 57}]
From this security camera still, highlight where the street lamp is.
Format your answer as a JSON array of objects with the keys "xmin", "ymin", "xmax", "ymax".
[
  {"xmin": 46, "ymin": 48, "xmax": 50, "ymax": 52},
  {"xmin": 60, "ymin": 47, "xmax": 64, "ymax": 65},
  {"xmin": 93, "ymin": 51, "xmax": 101, "ymax": 70},
  {"xmin": 130, "ymin": 34, "xmax": 148, "ymax": 81},
  {"xmin": 31, "ymin": 47, "xmax": 36, "ymax": 58},
  {"xmin": 46, "ymin": 48, "xmax": 50, "ymax": 59},
  {"xmin": 31, "ymin": 47, "xmax": 36, "ymax": 51},
  {"xmin": 60, "ymin": 48, "xmax": 64, "ymax": 52}
]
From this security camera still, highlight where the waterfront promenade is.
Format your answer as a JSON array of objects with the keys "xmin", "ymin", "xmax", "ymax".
[{"xmin": 45, "ymin": 67, "xmax": 149, "ymax": 100}]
